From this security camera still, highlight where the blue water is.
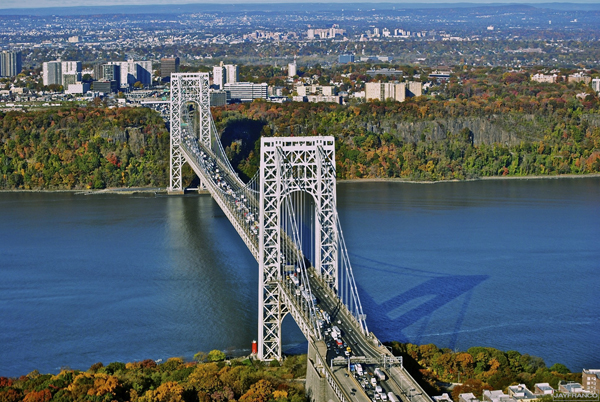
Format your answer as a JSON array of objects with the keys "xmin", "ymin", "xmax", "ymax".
[{"xmin": 0, "ymin": 178, "xmax": 598, "ymax": 377}]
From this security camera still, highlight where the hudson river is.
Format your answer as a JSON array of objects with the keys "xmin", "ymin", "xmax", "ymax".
[{"xmin": 1, "ymin": 178, "xmax": 598, "ymax": 377}]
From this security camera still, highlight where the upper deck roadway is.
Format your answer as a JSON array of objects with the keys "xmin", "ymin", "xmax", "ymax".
[{"xmin": 307, "ymin": 268, "xmax": 432, "ymax": 402}]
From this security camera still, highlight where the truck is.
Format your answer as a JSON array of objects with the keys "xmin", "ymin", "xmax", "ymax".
[
  {"xmin": 374, "ymin": 367, "xmax": 386, "ymax": 381},
  {"xmin": 331, "ymin": 325, "xmax": 341, "ymax": 338},
  {"xmin": 290, "ymin": 275, "xmax": 300, "ymax": 286},
  {"xmin": 355, "ymin": 363, "xmax": 364, "ymax": 376},
  {"xmin": 388, "ymin": 393, "xmax": 400, "ymax": 402}
]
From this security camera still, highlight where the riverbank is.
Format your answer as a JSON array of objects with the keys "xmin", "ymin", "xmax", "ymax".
[
  {"xmin": 1, "ymin": 172, "xmax": 599, "ymax": 193},
  {"xmin": 339, "ymin": 172, "xmax": 600, "ymax": 184},
  {"xmin": 0, "ymin": 187, "xmax": 166, "ymax": 195}
]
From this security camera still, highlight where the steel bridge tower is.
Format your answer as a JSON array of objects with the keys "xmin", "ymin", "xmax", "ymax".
[
  {"xmin": 169, "ymin": 73, "xmax": 362, "ymax": 362},
  {"xmin": 258, "ymin": 137, "xmax": 338, "ymax": 361},
  {"xmin": 169, "ymin": 73, "xmax": 211, "ymax": 193}
]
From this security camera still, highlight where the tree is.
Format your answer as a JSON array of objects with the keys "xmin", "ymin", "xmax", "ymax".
[
  {"xmin": 239, "ymin": 379, "xmax": 274, "ymax": 402},
  {"xmin": 194, "ymin": 351, "xmax": 208, "ymax": 363},
  {"xmin": 549, "ymin": 363, "xmax": 570, "ymax": 374},
  {"xmin": 207, "ymin": 350, "xmax": 226, "ymax": 362}
]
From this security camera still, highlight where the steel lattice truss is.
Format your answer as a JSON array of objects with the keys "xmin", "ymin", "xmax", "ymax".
[
  {"xmin": 169, "ymin": 73, "xmax": 210, "ymax": 192},
  {"xmin": 259, "ymin": 137, "xmax": 338, "ymax": 361}
]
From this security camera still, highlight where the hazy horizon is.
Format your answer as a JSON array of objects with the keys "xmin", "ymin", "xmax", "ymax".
[{"xmin": 2, "ymin": 0, "xmax": 600, "ymax": 11}]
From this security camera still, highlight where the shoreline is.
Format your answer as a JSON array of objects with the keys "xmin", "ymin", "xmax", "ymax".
[
  {"xmin": 339, "ymin": 172, "xmax": 600, "ymax": 184},
  {"xmin": 0, "ymin": 173, "xmax": 599, "ymax": 194}
]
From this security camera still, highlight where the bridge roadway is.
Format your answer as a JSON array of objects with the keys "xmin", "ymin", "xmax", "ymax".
[
  {"xmin": 307, "ymin": 267, "xmax": 432, "ymax": 402},
  {"xmin": 178, "ymin": 136, "xmax": 433, "ymax": 402}
]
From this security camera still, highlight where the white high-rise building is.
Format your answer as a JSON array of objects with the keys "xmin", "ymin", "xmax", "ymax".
[
  {"xmin": 288, "ymin": 62, "xmax": 297, "ymax": 78},
  {"xmin": 43, "ymin": 60, "xmax": 82, "ymax": 86},
  {"xmin": 42, "ymin": 61, "xmax": 62, "ymax": 86},
  {"xmin": 224, "ymin": 64, "xmax": 238, "ymax": 84},
  {"xmin": 112, "ymin": 60, "xmax": 153, "ymax": 87},
  {"xmin": 61, "ymin": 61, "xmax": 82, "ymax": 76},
  {"xmin": 592, "ymin": 78, "xmax": 600, "ymax": 93},
  {"xmin": 213, "ymin": 65, "xmax": 226, "ymax": 89}
]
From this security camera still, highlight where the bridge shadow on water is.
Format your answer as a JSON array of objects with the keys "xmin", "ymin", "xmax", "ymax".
[{"xmin": 351, "ymin": 255, "xmax": 489, "ymax": 350}]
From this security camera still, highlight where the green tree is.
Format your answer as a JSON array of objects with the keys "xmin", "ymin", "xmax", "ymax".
[{"xmin": 207, "ymin": 350, "xmax": 226, "ymax": 362}]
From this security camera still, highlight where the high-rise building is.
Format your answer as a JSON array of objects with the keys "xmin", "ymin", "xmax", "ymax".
[
  {"xmin": 407, "ymin": 81, "xmax": 422, "ymax": 97},
  {"xmin": 102, "ymin": 64, "xmax": 121, "ymax": 88},
  {"xmin": 111, "ymin": 60, "xmax": 153, "ymax": 87},
  {"xmin": 160, "ymin": 57, "xmax": 180, "ymax": 79},
  {"xmin": 365, "ymin": 82, "xmax": 407, "ymax": 102},
  {"xmin": 224, "ymin": 64, "xmax": 238, "ymax": 84},
  {"xmin": 42, "ymin": 61, "xmax": 62, "ymax": 86},
  {"xmin": 288, "ymin": 62, "xmax": 297, "ymax": 78},
  {"xmin": 0, "ymin": 51, "xmax": 22, "ymax": 77},
  {"xmin": 592, "ymin": 78, "xmax": 600, "ymax": 93},
  {"xmin": 43, "ymin": 60, "xmax": 82, "ymax": 87},
  {"xmin": 213, "ymin": 64, "xmax": 226, "ymax": 89},
  {"xmin": 61, "ymin": 61, "xmax": 82, "ymax": 77},
  {"xmin": 135, "ymin": 61, "xmax": 152, "ymax": 86},
  {"xmin": 93, "ymin": 63, "xmax": 104, "ymax": 81}
]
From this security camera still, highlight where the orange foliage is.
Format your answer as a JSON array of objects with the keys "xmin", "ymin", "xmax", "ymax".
[{"xmin": 22, "ymin": 389, "xmax": 51, "ymax": 402}]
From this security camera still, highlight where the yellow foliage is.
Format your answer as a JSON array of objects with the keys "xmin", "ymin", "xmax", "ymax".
[
  {"xmin": 273, "ymin": 390, "xmax": 288, "ymax": 399},
  {"xmin": 88, "ymin": 374, "xmax": 120, "ymax": 396},
  {"xmin": 142, "ymin": 381, "xmax": 184, "ymax": 402}
]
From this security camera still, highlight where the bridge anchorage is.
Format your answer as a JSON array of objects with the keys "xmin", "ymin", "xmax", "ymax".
[{"xmin": 168, "ymin": 73, "xmax": 432, "ymax": 402}]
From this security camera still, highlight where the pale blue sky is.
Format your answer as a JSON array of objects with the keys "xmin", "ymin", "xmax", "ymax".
[{"xmin": 2, "ymin": 0, "xmax": 600, "ymax": 10}]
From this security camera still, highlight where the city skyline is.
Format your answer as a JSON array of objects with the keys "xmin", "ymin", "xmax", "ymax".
[{"xmin": 3, "ymin": 0, "xmax": 600, "ymax": 10}]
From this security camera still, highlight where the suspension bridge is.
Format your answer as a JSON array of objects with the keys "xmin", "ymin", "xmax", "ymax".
[{"xmin": 168, "ymin": 73, "xmax": 434, "ymax": 402}]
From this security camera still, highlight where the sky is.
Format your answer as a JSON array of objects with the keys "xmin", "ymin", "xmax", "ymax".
[{"xmin": 1, "ymin": 0, "xmax": 600, "ymax": 10}]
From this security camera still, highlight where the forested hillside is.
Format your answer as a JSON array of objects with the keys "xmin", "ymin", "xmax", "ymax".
[
  {"xmin": 2, "ymin": 68, "xmax": 600, "ymax": 190},
  {"xmin": 215, "ymin": 96, "xmax": 600, "ymax": 181},
  {"xmin": 0, "ymin": 107, "xmax": 169, "ymax": 190}
]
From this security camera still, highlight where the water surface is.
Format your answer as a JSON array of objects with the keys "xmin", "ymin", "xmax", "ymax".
[{"xmin": 0, "ymin": 177, "xmax": 598, "ymax": 376}]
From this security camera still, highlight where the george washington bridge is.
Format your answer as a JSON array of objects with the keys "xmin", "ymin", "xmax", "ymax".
[{"xmin": 168, "ymin": 73, "xmax": 434, "ymax": 402}]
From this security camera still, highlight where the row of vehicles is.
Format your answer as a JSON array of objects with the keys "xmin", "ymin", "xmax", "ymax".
[
  {"xmin": 350, "ymin": 364, "xmax": 400, "ymax": 402},
  {"xmin": 183, "ymin": 135, "xmax": 260, "ymax": 236}
]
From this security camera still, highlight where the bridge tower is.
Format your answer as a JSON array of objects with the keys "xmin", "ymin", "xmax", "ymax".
[
  {"xmin": 258, "ymin": 137, "xmax": 338, "ymax": 361},
  {"xmin": 169, "ymin": 73, "xmax": 211, "ymax": 193}
]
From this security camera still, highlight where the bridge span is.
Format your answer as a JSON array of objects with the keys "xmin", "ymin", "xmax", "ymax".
[{"xmin": 168, "ymin": 72, "xmax": 433, "ymax": 402}]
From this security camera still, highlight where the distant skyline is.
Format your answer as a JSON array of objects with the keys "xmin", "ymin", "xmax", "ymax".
[{"xmin": 2, "ymin": 0, "xmax": 600, "ymax": 10}]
